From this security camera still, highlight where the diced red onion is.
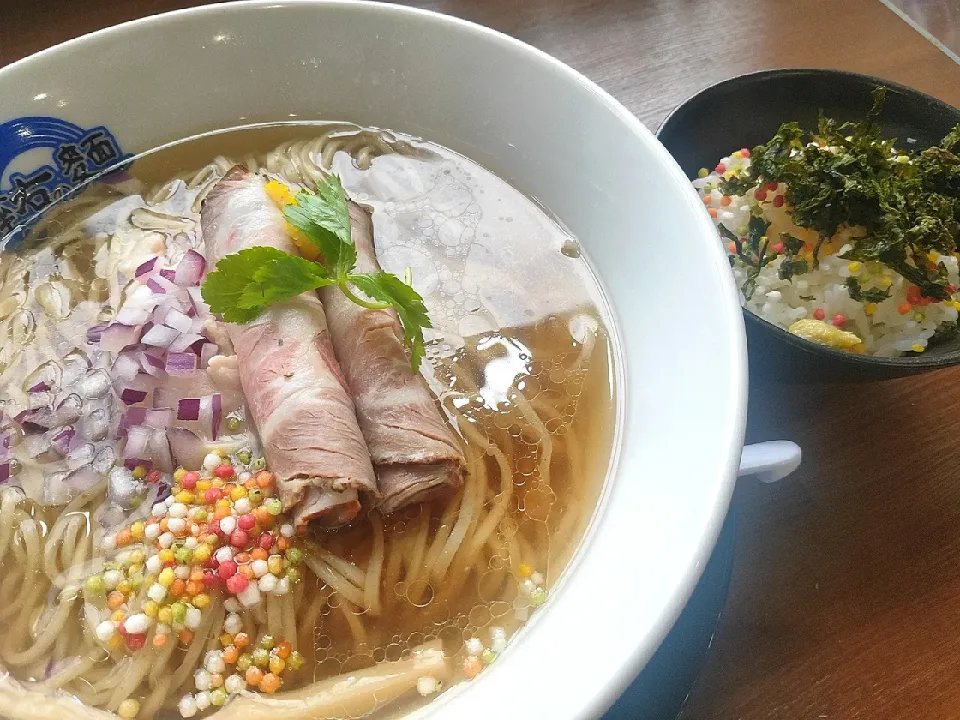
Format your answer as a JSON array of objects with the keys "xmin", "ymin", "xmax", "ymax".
[
  {"xmin": 122, "ymin": 427, "xmax": 172, "ymax": 472},
  {"xmin": 121, "ymin": 408, "xmax": 172, "ymax": 435},
  {"xmin": 170, "ymin": 232, "xmax": 195, "ymax": 252},
  {"xmin": 167, "ymin": 428, "xmax": 207, "ymax": 470},
  {"xmin": 138, "ymin": 351, "xmax": 166, "ymax": 377},
  {"xmin": 0, "ymin": 433, "xmax": 13, "ymax": 454},
  {"xmin": 81, "ymin": 409, "xmax": 109, "ymax": 443},
  {"xmin": 159, "ymin": 269, "xmax": 177, "ymax": 282},
  {"xmin": 169, "ymin": 332, "xmax": 205, "ymax": 353},
  {"xmin": 56, "ymin": 394, "xmax": 83, "ymax": 425},
  {"xmin": 28, "ymin": 391, "xmax": 54, "ymax": 411},
  {"xmin": 177, "ymin": 398, "xmax": 201, "ymax": 421},
  {"xmin": 174, "ymin": 249, "xmax": 207, "ymax": 287},
  {"xmin": 144, "ymin": 409, "xmax": 173, "ymax": 429},
  {"xmin": 134, "ymin": 256, "xmax": 158, "ymax": 278},
  {"xmin": 100, "ymin": 323, "xmax": 140, "ymax": 353},
  {"xmin": 124, "ymin": 425, "xmax": 152, "ymax": 459},
  {"xmin": 25, "ymin": 433, "xmax": 54, "ymax": 461},
  {"xmin": 150, "ymin": 429, "xmax": 174, "ymax": 473},
  {"xmin": 158, "ymin": 293, "xmax": 192, "ymax": 319},
  {"xmin": 165, "ymin": 352, "xmax": 198, "ymax": 376},
  {"xmin": 150, "ymin": 304, "xmax": 171, "ymax": 326},
  {"xmin": 128, "ymin": 284, "xmax": 162, "ymax": 310},
  {"xmin": 200, "ymin": 342, "xmax": 219, "ymax": 368},
  {"xmin": 114, "ymin": 305, "xmax": 151, "ymax": 327},
  {"xmin": 87, "ymin": 446, "xmax": 114, "ymax": 477},
  {"xmin": 141, "ymin": 324, "xmax": 180, "ymax": 349},
  {"xmin": 153, "ymin": 387, "xmax": 175, "ymax": 410},
  {"xmin": 155, "ymin": 477, "xmax": 171, "ymax": 502},
  {"xmin": 199, "ymin": 394, "xmax": 223, "ymax": 441},
  {"xmin": 50, "ymin": 426, "xmax": 77, "ymax": 456},
  {"xmin": 86, "ymin": 324, "xmax": 107, "ymax": 345},
  {"xmin": 151, "ymin": 274, "xmax": 179, "ymax": 295},
  {"xmin": 23, "ymin": 362, "xmax": 61, "ymax": 395},
  {"xmin": 66, "ymin": 442, "xmax": 95, "ymax": 470},
  {"xmin": 146, "ymin": 278, "xmax": 167, "ymax": 295},
  {"xmin": 112, "ymin": 353, "xmax": 141, "ymax": 383},
  {"xmin": 119, "ymin": 408, "xmax": 146, "ymax": 435},
  {"xmin": 120, "ymin": 388, "xmax": 148, "ymax": 405},
  {"xmin": 163, "ymin": 308, "xmax": 193, "ymax": 333},
  {"xmin": 16, "ymin": 408, "xmax": 53, "ymax": 434},
  {"xmin": 186, "ymin": 286, "xmax": 209, "ymax": 316},
  {"xmin": 0, "ymin": 462, "xmax": 9, "ymax": 485},
  {"xmin": 115, "ymin": 371, "xmax": 151, "ymax": 395}
]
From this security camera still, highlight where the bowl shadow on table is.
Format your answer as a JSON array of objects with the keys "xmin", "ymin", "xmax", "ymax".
[
  {"xmin": 656, "ymin": 68, "xmax": 960, "ymax": 383},
  {"xmin": 673, "ymin": 368, "xmax": 960, "ymax": 717}
]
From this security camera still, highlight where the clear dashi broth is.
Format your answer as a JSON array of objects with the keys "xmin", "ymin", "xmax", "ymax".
[{"xmin": 0, "ymin": 124, "xmax": 618, "ymax": 719}]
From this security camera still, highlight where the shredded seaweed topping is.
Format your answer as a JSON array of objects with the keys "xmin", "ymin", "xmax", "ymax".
[
  {"xmin": 721, "ymin": 87, "xmax": 960, "ymax": 301},
  {"xmin": 844, "ymin": 277, "xmax": 891, "ymax": 303},
  {"xmin": 719, "ymin": 216, "xmax": 775, "ymax": 298}
]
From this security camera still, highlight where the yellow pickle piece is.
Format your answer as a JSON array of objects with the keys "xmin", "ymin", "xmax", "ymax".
[{"xmin": 788, "ymin": 319, "xmax": 862, "ymax": 349}]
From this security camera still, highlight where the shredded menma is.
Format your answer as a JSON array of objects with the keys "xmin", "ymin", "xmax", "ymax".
[{"xmin": 694, "ymin": 88, "xmax": 960, "ymax": 356}]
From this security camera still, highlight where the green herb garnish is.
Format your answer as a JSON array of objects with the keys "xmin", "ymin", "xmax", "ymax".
[
  {"xmin": 201, "ymin": 175, "xmax": 431, "ymax": 370},
  {"xmin": 721, "ymin": 87, "xmax": 960, "ymax": 302}
]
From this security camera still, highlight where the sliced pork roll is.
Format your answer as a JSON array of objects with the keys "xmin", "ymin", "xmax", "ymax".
[
  {"xmin": 201, "ymin": 167, "xmax": 377, "ymax": 529},
  {"xmin": 319, "ymin": 202, "xmax": 465, "ymax": 514}
]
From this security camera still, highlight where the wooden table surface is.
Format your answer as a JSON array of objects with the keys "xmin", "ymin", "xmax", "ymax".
[
  {"xmin": 885, "ymin": 0, "xmax": 960, "ymax": 56},
  {"xmin": 4, "ymin": 0, "xmax": 960, "ymax": 718}
]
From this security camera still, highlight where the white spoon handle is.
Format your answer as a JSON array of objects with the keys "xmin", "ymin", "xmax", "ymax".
[{"xmin": 738, "ymin": 441, "xmax": 802, "ymax": 483}]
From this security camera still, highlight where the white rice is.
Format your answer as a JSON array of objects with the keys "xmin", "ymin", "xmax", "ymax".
[{"xmin": 693, "ymin": 150, "xmax": 960, "ymax": 356}]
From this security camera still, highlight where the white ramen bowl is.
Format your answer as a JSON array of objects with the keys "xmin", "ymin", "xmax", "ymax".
[{"xmin": 0, "ymin": 2, "xmax": 748, "ymax": 717}]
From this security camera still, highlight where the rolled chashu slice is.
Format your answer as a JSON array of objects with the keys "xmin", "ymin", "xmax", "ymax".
[
  {"xmin": 318, "ymin": 202, "xmax": 465, "ymax": 514},
  {"xmin": 201, "ymin": 166, "xmax": 377, "ymax": 529}
]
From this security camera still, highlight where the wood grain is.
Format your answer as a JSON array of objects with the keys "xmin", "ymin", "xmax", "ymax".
[
  {"xmin": 3, "ymin": 1, "xmax": 960, "ymax": 718},
  {"xmin": 884, "ymin": 0, "xmax": 960, "ymax": 55}
]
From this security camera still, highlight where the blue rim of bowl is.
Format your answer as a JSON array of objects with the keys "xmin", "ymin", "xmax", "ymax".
[{"xmin": 656, "ymin": 67, "xmax": 960, "ymax": 369}]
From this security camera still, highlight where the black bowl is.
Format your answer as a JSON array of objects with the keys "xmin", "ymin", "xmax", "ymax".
[{"xmin": 657, "ymin": 69, "xmax": 960, "ymax": 382}]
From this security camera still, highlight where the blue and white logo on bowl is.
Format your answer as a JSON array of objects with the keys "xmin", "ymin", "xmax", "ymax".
[{"xmin": 0, "ymin": 116, "xmax": 132, "ymax": 245}]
